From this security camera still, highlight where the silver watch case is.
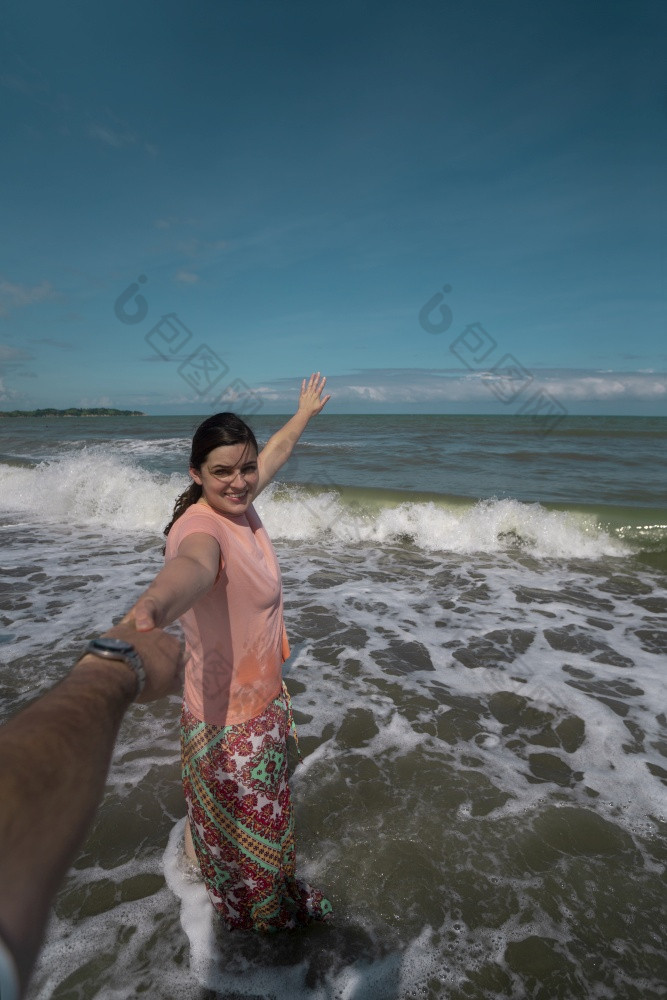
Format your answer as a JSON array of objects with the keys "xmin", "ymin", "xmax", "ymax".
[{"xmin": 84, "ymin": 637, "xmax": 147, "ymax": 697}]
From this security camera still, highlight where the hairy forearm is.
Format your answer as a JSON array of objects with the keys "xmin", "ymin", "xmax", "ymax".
[{"xmin": 0, "ymin": 658, "xmax": 135, "ymax": 991}]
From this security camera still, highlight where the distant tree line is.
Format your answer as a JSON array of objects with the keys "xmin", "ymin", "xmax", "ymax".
[{"xmin": 0, "ymin": 408, "xmax": 146, "ymax": 418}]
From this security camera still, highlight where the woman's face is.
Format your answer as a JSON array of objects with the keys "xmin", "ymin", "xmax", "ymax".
[{"xmin": 190, "ymin": 442, "xmax": 259, "ymax": 517}]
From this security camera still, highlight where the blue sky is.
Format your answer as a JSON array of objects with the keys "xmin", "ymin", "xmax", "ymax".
[{"xmin": 1, "ymin": 0, "xmax": 666, "ymax": 415}]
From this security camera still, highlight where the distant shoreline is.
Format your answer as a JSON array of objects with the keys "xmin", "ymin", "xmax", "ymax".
[{"xmin": 0, "ymin": 408, "xmax": 146, "ymax": 418}]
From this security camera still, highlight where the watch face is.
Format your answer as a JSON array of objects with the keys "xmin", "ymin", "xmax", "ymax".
[{"xmin": 90, "ymin": 637, "xmax": 135, "ymax": 655}]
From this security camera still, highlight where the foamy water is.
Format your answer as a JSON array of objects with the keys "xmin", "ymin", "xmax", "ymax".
[
  {"xmin": 0, "ymin": 415, "xmax": 665, "ymax": 998},
  {"xmin": 0, "ymin": 449, "xmax": 639, "ymax": 558}
]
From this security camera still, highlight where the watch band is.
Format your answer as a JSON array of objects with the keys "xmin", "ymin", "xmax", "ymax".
[{"xmin": 82, "ymin": 638, "xmax": 147, "ymax": 698}]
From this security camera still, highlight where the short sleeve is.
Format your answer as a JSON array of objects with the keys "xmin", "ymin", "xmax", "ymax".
[{"xmin": 165, "ymin": 508, "xmax": 226, "ymax": 569}]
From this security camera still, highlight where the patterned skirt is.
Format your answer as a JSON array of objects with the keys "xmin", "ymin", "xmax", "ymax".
[{"xmin": 180, "ymin": 686, "xmax": 333, "ymax": 932}]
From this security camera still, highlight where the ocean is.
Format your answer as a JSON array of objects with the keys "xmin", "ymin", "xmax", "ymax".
[{"xmin": 0, "ymin": 413, "xmax": 665, "ymax": 999}]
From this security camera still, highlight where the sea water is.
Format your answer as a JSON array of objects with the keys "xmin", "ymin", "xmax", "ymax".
[{"xmin": 0, "ymin": 414, "xmax": 665, "ymax": 999}]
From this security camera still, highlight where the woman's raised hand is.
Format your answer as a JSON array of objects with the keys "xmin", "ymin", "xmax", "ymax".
[{"xmin": 298, "ymin": 372, "xmax": 331, "ymax": 417}]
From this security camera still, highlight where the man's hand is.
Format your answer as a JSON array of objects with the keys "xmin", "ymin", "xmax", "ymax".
[{"xmin": 101, "ymin": 622, "xmax": 184, "ymax": 703}]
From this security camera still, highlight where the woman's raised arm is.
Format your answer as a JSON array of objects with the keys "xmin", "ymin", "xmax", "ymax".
[{"xmin": 255, "ymin": 372, "xmax": 330, "ymax": 496}]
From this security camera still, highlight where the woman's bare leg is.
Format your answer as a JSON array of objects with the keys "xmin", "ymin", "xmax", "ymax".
[{"xmin": 184, "ymin": 819, "xmax": 198, "ymax": 862}]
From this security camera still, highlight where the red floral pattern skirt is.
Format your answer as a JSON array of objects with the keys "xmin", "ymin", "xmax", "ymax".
[{"xmin": 180, "ymin": 688, "xmax": 332, "ymax": 932}]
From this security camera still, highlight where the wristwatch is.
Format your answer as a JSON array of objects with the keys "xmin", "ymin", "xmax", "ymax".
[{"xmin": 82, "ymin": 637, "xmax": 147, "ymax": 698}]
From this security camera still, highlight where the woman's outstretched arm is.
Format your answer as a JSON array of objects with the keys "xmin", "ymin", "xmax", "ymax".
[
  {"xmin": 124, "ymin": 533, "xmax": 220, "ymax": 631},
  {"xmin": 255, "ymin": 372, "xmax": 331, "ymax": 496}
]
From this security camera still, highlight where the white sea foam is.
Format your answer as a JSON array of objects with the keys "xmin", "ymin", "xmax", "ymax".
[
  {"xmin": 0, "ymin": 451, "xmax": 630, "ymax": 559},
  {"xmin": 0, "ymin": 449, "xmax": 183, "ymax": 533},
  {"xmin": 163, "ymin": 818, "xmax": 434, "ymax": 999},
  {"xmin": 88, "ymin": 435, "xmax": 190, "ymax": 457},
  {"xmin": 38, "ymin": 435, "xmax": 191, "ymax": 458},
  {"xmin": 3, "ymin": 446, "xmax": 665, "ymax": 999},
  {"xmin": 259, "ymin": 489, "xmax": 629, "ymax": 559}
]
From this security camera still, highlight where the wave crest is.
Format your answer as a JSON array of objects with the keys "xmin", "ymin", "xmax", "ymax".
[
  {"xmin": 0, "ymin": 452, "xmax": 634, "ymax": 558},
  {"xmin": 257, "ymin": 487, "xmax": 629, "ymax": 559},
  {"xmin": 0, "ymin": 448, "xmax": 182, "ymax": 533}
]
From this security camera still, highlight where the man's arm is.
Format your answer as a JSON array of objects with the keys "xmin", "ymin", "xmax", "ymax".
[
  {"xmin": 0, "ymin": 624, "xmax": 183, "ymax": 996},
  {"xmin": 255, "ymin": 372, "xmax": 331, "ymax": 495}
]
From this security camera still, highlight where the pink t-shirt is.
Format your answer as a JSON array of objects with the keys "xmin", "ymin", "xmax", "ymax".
[{"xmin": 165, "ymin": 502, "xmax": 289, "ymax": 726}]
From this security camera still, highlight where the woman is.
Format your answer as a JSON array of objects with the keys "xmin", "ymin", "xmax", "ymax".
[{"xmin": 127, "ymin": 373, "xmax": 332, "ymax": 931}]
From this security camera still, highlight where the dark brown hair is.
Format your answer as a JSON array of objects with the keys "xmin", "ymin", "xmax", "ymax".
[{"xmin": 163, "ymin": 412, "xmax": 258, "ymax": 537}]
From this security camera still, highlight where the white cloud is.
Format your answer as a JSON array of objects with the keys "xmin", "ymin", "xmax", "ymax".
[
  {"xmin": 0, "ymin": 278, "xmax": 55, "ymax": 315},
  {"xmin": 345, "ymin": 384, "xmax": 387, "ymax": 401},
  {"xmin": 176, "ymin": 238, "xmax": 228, "ymax": 258},
  {"xmin": 532, "ymin": 372, "xmax": 667, "ymax": 401},
  {"xmin": 78, "ymin": 396, "xmax": 113, "ymax": 407},
  {"xmin": 30, "ymin": 337, "xmax": 75, "ymax": 351},
  {"xmin": 88, "ymin": 123, "xmax": 137, "ymax": 147},
  {"xmin": 87, "ymin": 112, "xmax": 157, "ymax": 155},
  {"xmin": 0, "ymin": 344, "xmax": 34, "ymax": 363},
  {"xmin": 175, "ymin": 271, "xmax": 200, "ymax": 284},
  {"xmin": 258, "ymin": 368, "xmax": 667, "ymax": 408}
]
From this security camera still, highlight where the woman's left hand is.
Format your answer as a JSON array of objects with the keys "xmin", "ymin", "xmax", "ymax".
[{"xmin": 298, "ymin": 372, "xmax": 331, "ymax": 417}]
